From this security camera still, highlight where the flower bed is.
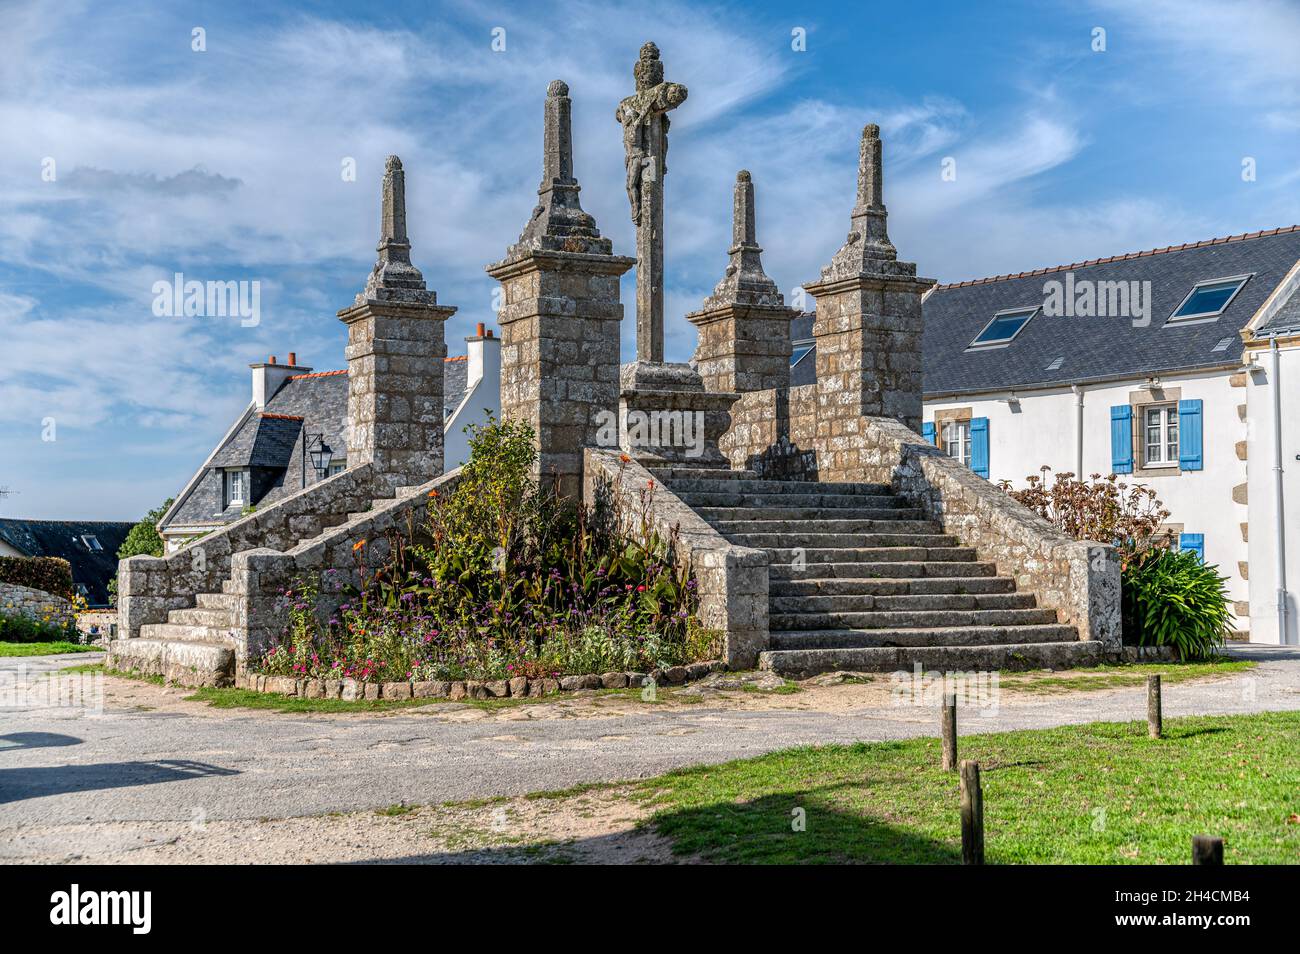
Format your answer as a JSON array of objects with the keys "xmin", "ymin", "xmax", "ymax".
[{"xmin": 253, "ymin": 419, "xmax": 722, "ymax": 684}]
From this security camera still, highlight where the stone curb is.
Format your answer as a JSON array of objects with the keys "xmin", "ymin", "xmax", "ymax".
[{"xmin": 237, "ymin": 660, "xmax": 728, "ymax": 700}]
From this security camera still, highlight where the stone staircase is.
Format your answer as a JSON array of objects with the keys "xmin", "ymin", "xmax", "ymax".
[
  {"xmin": 655, "ymin": 469, "xmax": 1104, "ymax": 677},
  {"xmin": 112, "ymin": 483, "xmax": 427, "ymax": 687}
]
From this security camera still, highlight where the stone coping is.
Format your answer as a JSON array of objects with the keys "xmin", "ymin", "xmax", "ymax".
[{"xmin": 239, "ymin": 660, "xmax": 727, "ymax": 701}]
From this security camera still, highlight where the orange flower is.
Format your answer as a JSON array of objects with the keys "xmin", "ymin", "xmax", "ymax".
[
  {"xmin": 428, "ymin": 489, "xmax": 439, "ymax": 498},
  {"xmin": 619, "ymin": 453, "xmax": 630, "ymax": 464},
  {"xmin": 647, "ymin": 479, "xmax": 655, "ymax": 489},
  {"xmin": 352, "ymin": 539, "xmax": 366, "ymax": 551}
]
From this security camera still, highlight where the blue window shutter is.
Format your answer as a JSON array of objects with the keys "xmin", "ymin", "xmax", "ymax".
[
  {"xmin": 970, "ymin": 417, "xmax": 989, "ymax": 478},
  {"xmin": 1180, "ymin": 533, "xmax": 1205, "ymax": 562},
  {"xmin": 1110, "ymin": 405, "xmax": 1133, "ymax": 474},
  {"xmin": 922, "ymin": 421, "xmax": 936, "ymax": 445},
  {"xmin": 1178, "ymin": 398, "xmax": 1203, "ymax": 471}
]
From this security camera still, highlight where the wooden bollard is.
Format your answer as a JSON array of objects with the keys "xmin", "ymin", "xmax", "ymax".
[
  {"xmin": 1147, "ymin": 674, "xmax": 1162, "ymax": 739},
  {"xmin": 960, "ymin": 759, "xmax": 984, "ymax": 865},
  {"xmin": 941, "ymin": 692, "xmax": 957, "ymax": 771},
  {"xmin": 1192, "ymin": 835, "xmax": 1224, "ymax": 865}
]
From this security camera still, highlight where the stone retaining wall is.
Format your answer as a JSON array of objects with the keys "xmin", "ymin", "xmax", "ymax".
[
  {"xmin": 237, "ymin": 660, "xmax": 726, "ymax": 701},
  {"xmin": 584, "ymin": 448, "xmax": 768, "ymax": 667},
  {"xmin": 118, "ymin": 463, "xmax": 380, "ymax": 641},
  {"xmin": 0, "ymin": 582, "xmax": 75, "ymax": 630}
]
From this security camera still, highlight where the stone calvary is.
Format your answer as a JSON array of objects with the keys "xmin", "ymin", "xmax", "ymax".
[{"xmin": 110, "ymin": 41, "xmax": 1121, "ymax": 687}]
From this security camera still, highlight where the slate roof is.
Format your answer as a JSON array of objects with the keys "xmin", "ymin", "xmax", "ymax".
[
  {"xmin": 921, "ymin": 226, "xmax": 1300, "ymax": 396},
  {"xmin": 161, "ymin": 358, "xmax": 473, "ymax": 534},
  {"xmin": 0, "ymin": 518, "xmax": 134, "ymax": 606}
]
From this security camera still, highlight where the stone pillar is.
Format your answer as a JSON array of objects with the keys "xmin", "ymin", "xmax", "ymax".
[
  {"xmin": 338, "ymin": 156, "xmax": 455, "ymax": 496},
  {"xmin": 486, "ymin": 80, "xmax": 634, "ymax": 500},
  {"xmin": 802, "ymin": 124, "xmax": 934, "ymax": 479},
  {"xmin": 687, "ymin": 170, "xmax": 797, "ymax": 393}
]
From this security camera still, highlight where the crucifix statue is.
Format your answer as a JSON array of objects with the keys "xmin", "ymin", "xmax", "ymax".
[{"xmin": 616, "ymin": 41, "xmax": 687, "ymax": 365}]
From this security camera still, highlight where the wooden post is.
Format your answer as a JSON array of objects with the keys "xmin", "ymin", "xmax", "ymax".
[
  {"xmin": 941, "ymin": 692, "xmax": 957, "ymax": 771},
  {"xmin": 960, "ymin": 759, "xmax": 984, "ymax": 865},
  {"xmin": 1192, "ymin": 835, "xmax": 1224, "ymax": 865},
  {"xmin": 1147, "ymin": 674, "xmax": 1162, "ymax": 739}
]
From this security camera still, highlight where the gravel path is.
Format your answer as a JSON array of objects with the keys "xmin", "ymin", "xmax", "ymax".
[{"xmin": 1, "ymin": 645, "xmax": 1297, "ymax": 862}]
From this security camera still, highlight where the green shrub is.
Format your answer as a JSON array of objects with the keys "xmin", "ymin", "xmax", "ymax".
[
  {"xmin": 258, "ymin": 418, "xmax": 712, "ymax": 682},
  {"xmin": 0, "ymin": 556, "xmax": 74, "ymax": 600},
  {"xmin": 1122, "ymin": 548, "xmax": 1232, "ymax": 660},
  {"xmin": 0, "ymin": 611, "xmax": 75, "ymax": 644},
  {"xmin": 107, "ymin": 498, "xmax": 172, "ymax": 605}
]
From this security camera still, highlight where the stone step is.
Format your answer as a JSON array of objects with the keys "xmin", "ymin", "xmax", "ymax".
[
  {"xmin": 713, "ymin": 518, "xmax": 944, "ymax": 535},
  {"xmin": 727, "ymin": 531, "xmax": 959, "ymax": 549},
  {"xmin": 650, "ymin": 466, "xmax": 758, "ymax": 482},
  {"xmin": 770, "ymin": 576, "xmax": 1019, "ymax": 597},
  {"xmin": 196, "ymin": 591, "xmax": 239, "ymax": 611},
  {"xmin": 221, "ymin": 578, "xmax": 237, "ymax": 595},
  {"xmin": 394, "ymin": 486, "xmax": 422, "ymax": 498},
  {"xmin": 769, "ymin": 623, "xmax": 1078, "ymax": 650},
  {"xmin": 769, "ymin": 608, "xmax": 1060, "ymax": 632},
  {"xmin": 695, "ymin": 506, "xmax": 927, "ymax": 522},
  {"xmin": 107, "ymin": 637, "xmax": 236, "ymax": 688},
  {"xmin": 664, "ymin": 478, "xmax": 893, "ymax": 496},
  {"xmin": 677, "ymin": 491, "xmax": 908, "ymax": 509},
  {"xmin": 167, "ymin": 607, "xmax": 233, "ymax": 628},
  {"xmin": 769, "ymin": 561, "xmax": 998, "ymax": 580},
  {"xmin": 759, "ymin": 546, "xmax": 979, "ymax": 564},
  {"xmin": 769, "ymin": 592, "xmax": 1037, "ymax": 614},
  {"xmin": 759, "ymin": 639, "xmax": 1102, "ymax": 677},
  {"xmin": 140, "ymin": 622, "xmax": 235, "ymax": 644}
]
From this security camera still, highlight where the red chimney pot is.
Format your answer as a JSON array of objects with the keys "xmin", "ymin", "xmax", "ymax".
[
  {"xmin": 288, "ymin": 351, "xmax": 297, "ymax": 366},
  {"xmin": 475, "ymin": 322, "xmax": 485, "ymax": 337},
  {"xmin": 269, "ymin": 355, "xmax": 277, "ymax": 364}
]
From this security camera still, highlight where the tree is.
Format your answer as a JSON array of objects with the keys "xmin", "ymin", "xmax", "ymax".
[{"xmin": 107, "ymin": 498, "xmax": 172, "ymax": 605}]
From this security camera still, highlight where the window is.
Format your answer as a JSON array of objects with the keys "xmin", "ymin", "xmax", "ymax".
[
  {"xmin": 225, "ymin": 469, "xmax": 247, "ymax": 507},
  {"xmin": 942, "ymin": 420, "xmax": 972, "ymax": 466},
  {"xmin": 327, "ymin": 459, "xmax": 346, "ymax": 477},
  {"xmin": 968, "ymin": 307, "xmax": 1037, "ymax": 349},
  {"xmin": 1169, "ymin": 275, "xmax": 1250, "ymax": 322},
  {"xmin": 1045, "ymin": 356, "xmax": 1065, "ymax": 371},
  {"xmin": 80, "ymin": 534, "xmax": 102, "ymax": 551},
  {"xmin": 791, "ymin": 346, "xmax": 813, "ymax": 367},
  {"xmin": 1143, "ymin": 405, "xmax": 1179, "ymax": 468}
]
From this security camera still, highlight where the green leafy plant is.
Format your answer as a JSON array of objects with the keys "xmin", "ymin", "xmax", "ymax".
[
  {"xmin": 0, "ymin": 611, "xmax": 76, "ymax": 643},
  {"xmin": 0, "ymin": 556, "xmax": 74, "ymax": 599},
  {"xmin": 257, "ymin": 418, "xmax": 711, "ymax": 682},
  {"xmin": 1122, "ymin": 548, "xmax": 1231, "ymax": 660}
]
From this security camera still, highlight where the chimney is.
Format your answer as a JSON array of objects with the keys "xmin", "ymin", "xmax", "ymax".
[
  {"xmin": 249, "ymin": 353, "xmax": 311, "ymax": 409},
  {"xmin": 466, "ymin": 324, "xmax": 500, "ymax": 394}
]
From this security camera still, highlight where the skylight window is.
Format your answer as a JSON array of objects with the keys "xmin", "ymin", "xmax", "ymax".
[
  {"xmin": 791, "ymin": 346, "xmax": 813, "ymax": 367},
  {"xmin": 1045, "ymin": 356, "xmax": 1064, "ymax": 371},
  {"xmin": 1211, "ymin": 336, "xmax": 1235, "ymax": 353},
  {"xmin": 80, "ymin": 534, "xmax": 102, "ymax": 551},
  {"xmin": 1169, "ymin": 275, "xmax": 1250, "ymax": 323},
  {"xmin": 968, "ymin": 307, "xmax": 1038, "ymax": 349}
]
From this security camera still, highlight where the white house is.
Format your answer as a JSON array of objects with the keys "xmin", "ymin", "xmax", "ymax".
[{"xmin": 794, "ymin": 225, "xmax": 1300, "ymax": 643}]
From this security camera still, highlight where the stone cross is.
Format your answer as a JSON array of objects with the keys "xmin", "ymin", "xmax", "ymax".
[{"xmin": 616, "ymin": 41, "xmax": 688, "ymax": 364}]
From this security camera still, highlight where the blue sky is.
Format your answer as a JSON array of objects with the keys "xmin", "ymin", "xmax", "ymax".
[{"xmin": 2, "ymin": 0, "xmax": 1298, "ymax": 520}]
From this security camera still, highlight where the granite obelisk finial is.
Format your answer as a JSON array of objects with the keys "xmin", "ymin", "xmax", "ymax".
[
  {"xmin": 357, "ymin": 155, "xmax": 435, "ymax": 304},
  {"xmin": 695, "ymin": 170, "xmax": 784, "ymax": 310},
  {"xmin": 506, "ymin": 80, "xmax": 610, "ymax": 259},
  {"xmin": 817, "ymin": 124, "xmax": 899, "ymax": 282}
]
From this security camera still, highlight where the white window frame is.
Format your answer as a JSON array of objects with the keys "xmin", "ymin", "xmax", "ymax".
[
  {"xmin": 225, "ymin": 468, "xmax": 248, "ymax": 507},
  {"xmin": 942, "ymin": 420, "xmax": 972, "ymax": 467},
  {"xmin": 80, "ymin": 534, "xmax": 102, "ymax": 551},
  {"xmin": 1142, "ymin": 403, "xmax": 1179, "ymax": 469},
  {"xmin": 327, "ymin": 459, "xmax": 346, "ymax": 477},
  {"xmin": 1166, "ymin": 274, "xmax": 1252, "ymax": 324},
  {"xmin": 967, "ymin": 306, "xmax": 1039, "ymax": 350}
]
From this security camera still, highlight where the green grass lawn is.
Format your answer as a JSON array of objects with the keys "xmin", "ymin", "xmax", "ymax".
[
  {"xmin": 998, "ymin": 658, "xmax": 1254, "ymax": 694},
  {"xmin": 0, "ymin": 641, "xmax": 101, "ymax": 657},
  {"xmin": 627, "ymin": 712, "xmax": 1300, "ymax": 864}
]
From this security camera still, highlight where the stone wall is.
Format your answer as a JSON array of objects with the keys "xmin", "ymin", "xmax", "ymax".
[
  {"xmin": 0, "ymin": 582, "xmax": 75, "ymax": 630},
  {"xmin": 118, "ymin": 464, "xmax": 380, "ymax": 641},
  {"xmin": 719, "ymin": 384, "xmax": 818, "ymax": 479},
  {"xmin": 853, "ymin": 416, "xmax": 1121, "ymax": 646},
  {"xmin": 584, "ymin": 448, "xmax": 769, "ymax": 667}
]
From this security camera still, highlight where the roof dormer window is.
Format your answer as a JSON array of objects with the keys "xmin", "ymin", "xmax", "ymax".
[
  {"xmin": 968, "ymin": 306, "xmax": 1038, "ymax": 350},
  {"xmin": 80, "ymin": 534, "xmax": 102, "ymax": 551},
  {"xmin": 1168, "ymin": 275, "xmax": 1250, "ymax": 323}
]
